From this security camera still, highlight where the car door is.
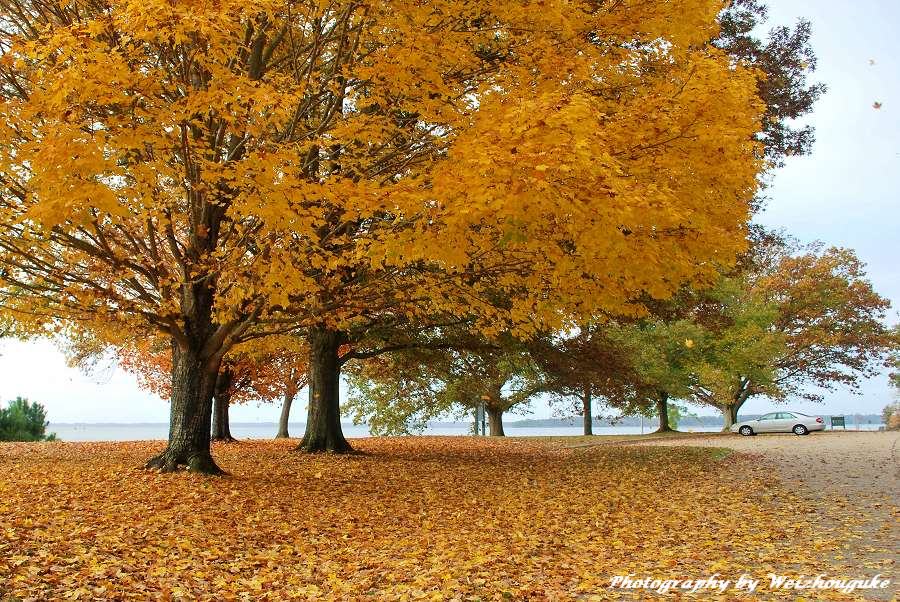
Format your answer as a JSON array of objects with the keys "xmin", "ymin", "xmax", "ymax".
[
  {"xmin": 774, "ymin": 412, "xmax": 796, "ymax": 433},
  {"xmin": 755, "ymin": 413, "xmax": 779, "ymax": 433}
]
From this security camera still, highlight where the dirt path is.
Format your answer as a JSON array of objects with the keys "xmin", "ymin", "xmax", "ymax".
[
  {"xmin": 637, "ymin": 431, "xmax": 898, "ymax": 500},
  {"xmin": 636, "ymin": 431, "xmax": 899, "ymax": 600}
]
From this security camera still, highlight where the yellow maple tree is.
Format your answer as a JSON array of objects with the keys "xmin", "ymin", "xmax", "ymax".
[{"xmin": 0, "ymin": 0, "xmax": 762, "ymax": 471}]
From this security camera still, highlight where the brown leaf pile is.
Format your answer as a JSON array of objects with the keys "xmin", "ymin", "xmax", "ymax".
[{"xmin": 0, "ymin": 438, "xmax": 863, "ymax": 600}]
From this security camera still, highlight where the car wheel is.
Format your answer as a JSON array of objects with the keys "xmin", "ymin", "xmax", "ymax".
[
  {"xmin": 792, "ymin": 424, "xmax": 808, "ymax": 436},
  {"xmin": 739, "ymin": 426, "xmax": 754, "ymax": 436}
]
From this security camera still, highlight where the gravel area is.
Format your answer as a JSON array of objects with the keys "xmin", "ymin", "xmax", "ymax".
[
  {"xmin": 637, "ymin": 431, "xmax": 899, "ymax": 501},
  {"xmin": 637, "ymin": 430, "xmax": 899, "ymax": 600}
]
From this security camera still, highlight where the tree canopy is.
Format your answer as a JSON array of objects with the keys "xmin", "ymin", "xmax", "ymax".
[
  {"xmin": 0, "ymin": 0, "xmax": 765, "ymax": 470},
  {"xmin": 691, "ymin": 243, "xmax": 893, "ymax": 427}
]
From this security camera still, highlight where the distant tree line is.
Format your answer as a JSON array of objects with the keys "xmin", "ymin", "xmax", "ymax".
[{"xmin": 347, "ymin": 235, "xmax": 895, "ymax": 436}]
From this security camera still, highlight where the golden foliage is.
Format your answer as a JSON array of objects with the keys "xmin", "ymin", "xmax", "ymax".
[
  {"xmin": 0, "ymin": 0, "xmax": 764, "ymax": 346},
  {"xmin": 0, "ymin": 438, "xmax": 865, "ymax": 600}
]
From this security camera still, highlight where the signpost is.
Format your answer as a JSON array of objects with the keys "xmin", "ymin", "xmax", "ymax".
[{"xmin": 830, "ymin": 416, "xmax": 846, "ymax": 430}]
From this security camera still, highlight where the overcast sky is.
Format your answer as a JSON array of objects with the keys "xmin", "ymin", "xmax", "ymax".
[{"xmin": 0, "ymin": 0, "xmax": 897, "ymax": 423}]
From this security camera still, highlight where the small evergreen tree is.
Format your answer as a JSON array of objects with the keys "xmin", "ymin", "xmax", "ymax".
[{"xmin": 0, "ymin": 397, "xmax": 56, "ymax": 441}]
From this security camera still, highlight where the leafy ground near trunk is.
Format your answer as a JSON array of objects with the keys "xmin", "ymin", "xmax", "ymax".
[{"xmin": 0, "ymin": 438, "xmax": 877, "ymax": 600}]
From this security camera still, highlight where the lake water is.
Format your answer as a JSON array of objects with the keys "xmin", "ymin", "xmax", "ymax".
[
  {"xmin": 45, "ymin": 422, "xmax": 883, "ymax": 441},
  {"xmin": 48, "ymin": 423, "xmax": 684, "ymax": 441}
]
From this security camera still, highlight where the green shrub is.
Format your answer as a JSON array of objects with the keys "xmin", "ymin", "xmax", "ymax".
[{"xmin": 0, "ymin": 397, "xmax": 56, "ymax": 441}]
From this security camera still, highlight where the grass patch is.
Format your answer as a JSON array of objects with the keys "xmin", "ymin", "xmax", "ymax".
[{"xmin": 705, "ymin": 446, "xmax": 735, "ymax": 461}]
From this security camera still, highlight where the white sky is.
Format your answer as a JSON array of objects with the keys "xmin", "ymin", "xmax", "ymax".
[{"xmin": 0, "ymin": 0, "xmax": 897, "ymax": 423}]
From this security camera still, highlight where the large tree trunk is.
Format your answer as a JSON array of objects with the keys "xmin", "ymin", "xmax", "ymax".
[
  {"xmin": 211, "ymin": 368, "xmax": 236, "ymax": 442},
  {"xmin": 721, "ymin": 403, "xmax": 740, "ymax": 431},
  {"xmin": 297, "ymin": 326, "xmax": 351, "ymax": 453},
  {"xmin": 487, "ymin": 406, "xmax": 505, "ymax": 437},
  {"xmin": 723, "ymin": 380, "xmax": 752, "ymax": 431},
  {"xmin": 145, "ymin": 342, "xmax": 223, "ymax": 474},
  {"xmin": 211, "ymin": 393, "xmax": 234, "ymax": 441},
  {"xmin": 276, "ymin": 389, "xmax": 294, "ymax": 439},
  {"xmin": 582, "ymin": 384, "xmax": 593, "ymax": 436},
  {"xmin": 655, "ymin": 392, "xmax": 673, "ymax": 433}
]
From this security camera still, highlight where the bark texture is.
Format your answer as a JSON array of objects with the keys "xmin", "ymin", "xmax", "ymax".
[
  {"xmin": 722, "ymin": 380, "xmax": 752, "ymax": 431},
  {"xmin": 211, "ymin": 368, "xmax": 236, "ymax": 442},
  {"xmin": 298, "ymin": 326, "xmax": 352, "ymax": 453},
  {"xmin": 211, "ymin": 393, "xmax": 235, "ymax": 441},
  {"xmin": 487, "ymin": 407, "xmax": 505, "ymax": 437},
  {"xmin": 145, "ymin": 342, "xmax": 223, "ymax": 474},
  {"xmin": 582, "ymin": 385, "xmax": 593, "ymax": 436},
  {"xmin": 655, "ymin": 392, "xmax": 673, "ymax": 433},
  {"xmin": 276, "ymin": 389, "xmax": 295, "ymax": 439},
  {"xmin": 721, "ymin": 403, "xmax": 741, "ymax": 431}
]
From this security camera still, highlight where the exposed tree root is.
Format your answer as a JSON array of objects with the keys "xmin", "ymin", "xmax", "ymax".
[
  {"xmin": 144, "ymin": 449, "xmax": 226, "ymax": 475},
  {"xmin": 295, "ymin": 436, "xmax": 354, "ymax": 454}
]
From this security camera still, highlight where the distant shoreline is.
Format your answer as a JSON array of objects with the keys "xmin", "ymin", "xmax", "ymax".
[{"xmin": 49, "ymin": 413, "xmax": 885, "ymax": 429}]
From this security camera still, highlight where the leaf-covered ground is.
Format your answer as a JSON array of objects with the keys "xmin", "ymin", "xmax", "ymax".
[{"xmin": 0, "ymin": 438, "xmax": 872, "ymax": 600}]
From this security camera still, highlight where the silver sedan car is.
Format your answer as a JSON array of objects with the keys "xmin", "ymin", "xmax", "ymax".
[{"xmin": 731, "ymin": 411, "xmax": 826, "ymax": 436}]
